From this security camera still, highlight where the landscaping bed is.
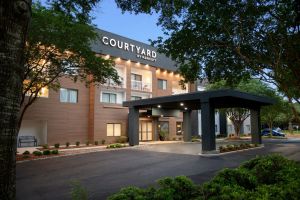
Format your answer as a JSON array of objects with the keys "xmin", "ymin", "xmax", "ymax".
[
  {"xmin": 219, "ymin": 143, "xmax": 261, "ymax": 153},
  {"xmin": 16, "ymin": 150, "xmax": 61, "ymax": 162}
]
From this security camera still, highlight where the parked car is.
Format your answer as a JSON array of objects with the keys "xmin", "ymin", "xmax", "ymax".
[{"xmin": 261, "ymin": 129, "xmax": 285, "ymax": 137}]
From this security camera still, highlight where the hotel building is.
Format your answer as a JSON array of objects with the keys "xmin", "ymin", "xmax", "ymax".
[
  {"xmin": 19, "ymin": 29, "xmax": 252, "ymax": 146},
  {"xmin": 19, "ymin": 29, "xmax": 194, "ymax": 145}
]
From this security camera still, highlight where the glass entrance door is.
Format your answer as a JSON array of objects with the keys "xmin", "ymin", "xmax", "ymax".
[{"xmin": 139, "ymin": 121, "xmax": 152, "ymax": 141}]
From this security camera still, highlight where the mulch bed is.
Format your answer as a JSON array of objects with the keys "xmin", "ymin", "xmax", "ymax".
[
  {"xmin": 16, "ymin": 154, "xmax": 62, "ymax": 162},
  {"xmin": 36, "ymin": 144, "xmax": 105, "ymax": 151}
]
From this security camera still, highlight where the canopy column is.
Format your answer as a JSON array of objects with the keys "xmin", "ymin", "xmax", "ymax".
[
  {"xmin": 183, "ymin": 110, "xmax": 192, "ymax": 142},
  {"xmin": 251, "ymin": 108, "xmax": 262, "ymax": 144},
  {"xmin": 201, "ymin": 101, "xmax": 217, "ymax": 153},
  {"xmin": 128, "ymin": 106, "xmax": 139, "ymax": 146}
]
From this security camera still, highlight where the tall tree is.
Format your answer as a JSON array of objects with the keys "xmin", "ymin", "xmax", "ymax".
[
  {"xmin": 208, "ymin": 79, "xmax": 285, "ymax": 137},
  {"xmin": 21, "ymin": 3, "xmax": 120, "ymax": 129},
  {"xmin": 0, "ymin": 0, "xmax": 108, "ymax": 199},
  {"xmin": 116, "ymin": 0, "xmax": 300, "ymax": 114},
  {"xmin": 0, "ymin": 1, "xmax": 32, "ymax": 199}
]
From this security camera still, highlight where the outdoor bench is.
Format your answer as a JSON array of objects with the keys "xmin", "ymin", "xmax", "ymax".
[{"xmin": 18, "ymin": 136, "xmax": 37, "ymax": 147}]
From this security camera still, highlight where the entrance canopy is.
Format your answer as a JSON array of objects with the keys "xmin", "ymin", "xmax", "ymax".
[
  {"xmin": 123, "ymin": 89, "xmax": 275, "ymax": 110},
  {"xmin": 123, "ymin": 89, "xmax": 275, "ymax": 154}
]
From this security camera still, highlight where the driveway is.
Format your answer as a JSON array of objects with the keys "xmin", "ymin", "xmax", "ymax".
[{"xmin": 16, "ymin": 139, "xmax": 300, "ymax": 200}]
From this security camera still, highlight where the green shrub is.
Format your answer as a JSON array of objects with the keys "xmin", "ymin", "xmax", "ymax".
[
  {"xmin": 172, "ymin": 137, "xmax": 176, "ymax": 141},
  {"xmin": 115, "ymin": 136, "xmax": 128, "ymax": 143},
  {"xmin": 23, "ymin": 150, "xmax": 30, "ymax": 155},
  {"xmin": 22, "ymin": 155, "xmax": 30, "ymax": 159},
  {"xmin": 101, "ymin": 139, "xmax": 106, "ymax": 145},
  {"xmin": 42, "ymin": 144, "xmax": 48, "ymax": 149},
  {"xmin": 43, "ymin": 150, "xmax": 51, "ymax": 155},
  {"xmin": 66, "ymin": 142, "xmax": 70, "ymax": 147},
  {"xmin": 86, "ymin": 141, "xmax": 90, "ymax": 146},
  {"xmin": 178, "ymin": 137, "xmax": 182, "ymax": 140},
  {"xmin": 106, "ymin": 143, "xmax": 125, "ymax": 149},
  {"xmin": 33, "ymin": 151, "xmax": 43, "ymax": 156},
  {"xmin": 94, "ymin": 141, "xmax": 99, "ymax": 145},
  {"xmin": 54, "ymin": 143, "xmax": 60, "ymax": 148},
  {"xmin": 70, "ymin": 180, "xmax": 88, "ymax": 200},
  {"xmin": 51, "ymin": 150, "xmax": 59, "ymax": 154},
  {"xmin": 76, "ymin": 141, "xmax": 80, "ymax": 147},
  {"xmin": 108, "ymin": 155, "xmax": 300, "ymax": 200}
]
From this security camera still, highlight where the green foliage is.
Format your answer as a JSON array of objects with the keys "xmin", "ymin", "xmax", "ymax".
[
  {"xmin": 109, "ymin": 155, "xmax": 300, "ymax": 200},
  {"xmin": 86, "ymin": 141, "xmax": 90, "ymax": 146},
  {"xmin": 22, "ymin": 151, "xmax": 30, "ymax": 155},
  {"xmin": 33, "ymin": 151, "xmax": 43, "ymax": 156},
  {"xmin": 94, "ymin": 141, "xmax": 98, "ymax": 145},
  {"xmin": 101, "ymin": 139, "xmax": 106, "ymax": 145},
  {"xmin": 66, "ymin": 142, "xmax": 70, "ymax": 147},
  {"xmin": 54, "ymin": 143, "xmax": 60, "ymax": 148},
  {"xmin": 43, "ymin": 150, "xmax": 51, "ymax": 155},
  {"xmin": 108, "ymin": 176, "xmax": 199, "ymax": 200},
  {"xmin": 22, "ymin": 2, "xmax": 120, "ymax": 123},
  {"xmin": 51, "ymin": 150, "xmax": 59, "ymax": 155},
  {"xmin": 115, "ymin": 136, "xmax": 128, "ymax": 143},
  {"xmin": 116, "ymin": 0, "xmax": 300, "ymax": 103},
  {"xmin": 42, "ymin": 144, "xmax": 49, "ymax": 149},
  {"xmin": 106, "ymin": 143, "xmax": 125, "ymax": 149},
  {"xmin": 70, "ymin": 180, "xmax": 88, "ymax": 200},
  {"xmin": 76, "ymin": 141, "xmax": 80, "ymax": 147}
]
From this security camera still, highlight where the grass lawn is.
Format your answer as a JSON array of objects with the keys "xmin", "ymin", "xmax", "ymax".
[{"xmin": 282, "ymin": 130, "xmax": 300, "ymax": 134}]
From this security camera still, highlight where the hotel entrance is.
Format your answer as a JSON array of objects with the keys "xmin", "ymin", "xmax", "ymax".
[{"xmin": 139, "ymin": 121, "xmax": 152, "ymax": 141}]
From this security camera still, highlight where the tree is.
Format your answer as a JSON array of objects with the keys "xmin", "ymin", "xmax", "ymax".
[
  {"xmin": 116, "ymin": 0, "xmax": 300, "ymax": 116},
  {"xmin": 208, "ymin": 79, "xmax": 285, "ymax": 137},
  {"xmin": 0, "ymin": 0, "xmax": 113, "ymax": 198},
  {"xmin": 0, "ymin": 1, "xmax": 32, "ymax": 199},
  {"xmin": 21, "ymin": 3, "xmax": 120, "ymax": 129}
]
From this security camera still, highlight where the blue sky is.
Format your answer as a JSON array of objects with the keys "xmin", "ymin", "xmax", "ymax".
[{"xmin": 91, "ymin": 0, "xmax": 164, "ymax": 44}]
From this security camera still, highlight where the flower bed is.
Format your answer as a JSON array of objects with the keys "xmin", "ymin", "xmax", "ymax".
[
  {"xmin": 219, "ymin": 143, "xmax": 260, "ymax": 153},
  {"xmin": 16, "ymin": 150, "xmax": 60, "ymax": 162}
]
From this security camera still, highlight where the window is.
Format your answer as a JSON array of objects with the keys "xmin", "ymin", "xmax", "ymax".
[
  {"xmin": 176, "ymin": 122, "xmax": 183, "ymax": 135},
  {"xmin": 131, "ymin": 96, "xmax": 142, "ymax": 100},
  {"xmin": 107, "ymin": 123, "xmax": 121, "ymax": 136},
  {"xmin": 102, "ymin": 92, "xmax": 117, "ymax": 103},
  {"xmin": 158, "ymin": 79, "xmax": 167, "ymax": 90},
  {"xmin": 131, "ymin": 73, "xmax": 142, "ymax": 81},
  {"xmin": 60, "ymin": 88, "xmax": 78, "ymax": 103}
]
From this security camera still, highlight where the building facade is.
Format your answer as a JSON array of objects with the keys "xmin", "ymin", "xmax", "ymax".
[
  {"xmin": 19, "ymin": 29, "xmax": 192, "ymax": 145},
  {"xmin": 19, "ymin": 29, "xmax": 251, "ymax": 146}
]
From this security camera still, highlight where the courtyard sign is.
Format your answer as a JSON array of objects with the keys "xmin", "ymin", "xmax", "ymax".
[{"xmin": 102, "ymin": 36, "xmax": 157, "ymax": 62}]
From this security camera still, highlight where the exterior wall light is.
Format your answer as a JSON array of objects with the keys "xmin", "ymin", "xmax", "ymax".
[
  {"xmin": 180, "ymin": 103, "xmax": 184, "ymax": 106},
  {"xmin": 184, "ymin": 107, "xmax": 188, "ymax": 110},
  {"xmin": 157, "ymin": 105, "xmax": 161, "ymax": 108}
]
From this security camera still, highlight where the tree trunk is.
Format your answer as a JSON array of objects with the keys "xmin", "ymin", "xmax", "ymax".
[{"xmin": 0, "ymin": 1, "xmax": 31, "ymax": 199}]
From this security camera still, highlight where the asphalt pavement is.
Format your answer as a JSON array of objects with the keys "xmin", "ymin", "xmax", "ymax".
[{"xmin": 16, "ymin": 139, "xmax": 300, "ymax": 200}]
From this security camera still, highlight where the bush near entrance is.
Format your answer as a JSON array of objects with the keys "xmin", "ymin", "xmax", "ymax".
[{"xmin": 108, "ymin": 155, "xmax": 300, "ymax": 200}]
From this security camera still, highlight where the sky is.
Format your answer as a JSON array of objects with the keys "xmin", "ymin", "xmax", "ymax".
[{"xmin": 91, "ymin": 0, "xmax": 164, "ymax": 44}]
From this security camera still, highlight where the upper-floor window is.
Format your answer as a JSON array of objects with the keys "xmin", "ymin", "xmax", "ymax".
[
  {"xmin": 60, "ymin": 88, "xmax": 78, "ymax": 103},
  {"xmin": 131, "ymin": 96, "xmax": 142, "ymax": 100},
  {"xmin": 102, "ymin": 92, "xmax": 117, "ymax": 104},
  {"xmin": 131, "ymin": 73, "xmax": 142, "ymax": 81},
  {"xmin": 158, "ymin": 79, "xmax": 167, "ymax": 90}
]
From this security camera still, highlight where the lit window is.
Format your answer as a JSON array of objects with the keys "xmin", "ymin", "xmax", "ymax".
[
  {"xmin": 131, "ymin": 96, "xmax": 142, "ymax": 100},
  {"xmin": 60, "ymin": 88, "xmax": 78, "ymax": 103},
  {"xmin": 158, "ymin": 79, "xmax": 167, "ymax": 90},
  {"xmin": 107, "ymin": 123, "xmax": 121, "ymax": 136},
  {"xmin": 102, "ymin": 93, "xmax": 117, "ymax": 103}
]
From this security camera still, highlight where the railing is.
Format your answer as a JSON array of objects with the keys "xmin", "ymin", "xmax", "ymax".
[
  {"xmin": 104, "ymin": 79, "xmax": 124, "ymax": 88},
  {"xmin": 172, "ymin": 88, "xmax": 188, "ymax": 95},
  {"xmin": 131, "ymin": 80, "xmax": 152, "ymax": 92}
]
